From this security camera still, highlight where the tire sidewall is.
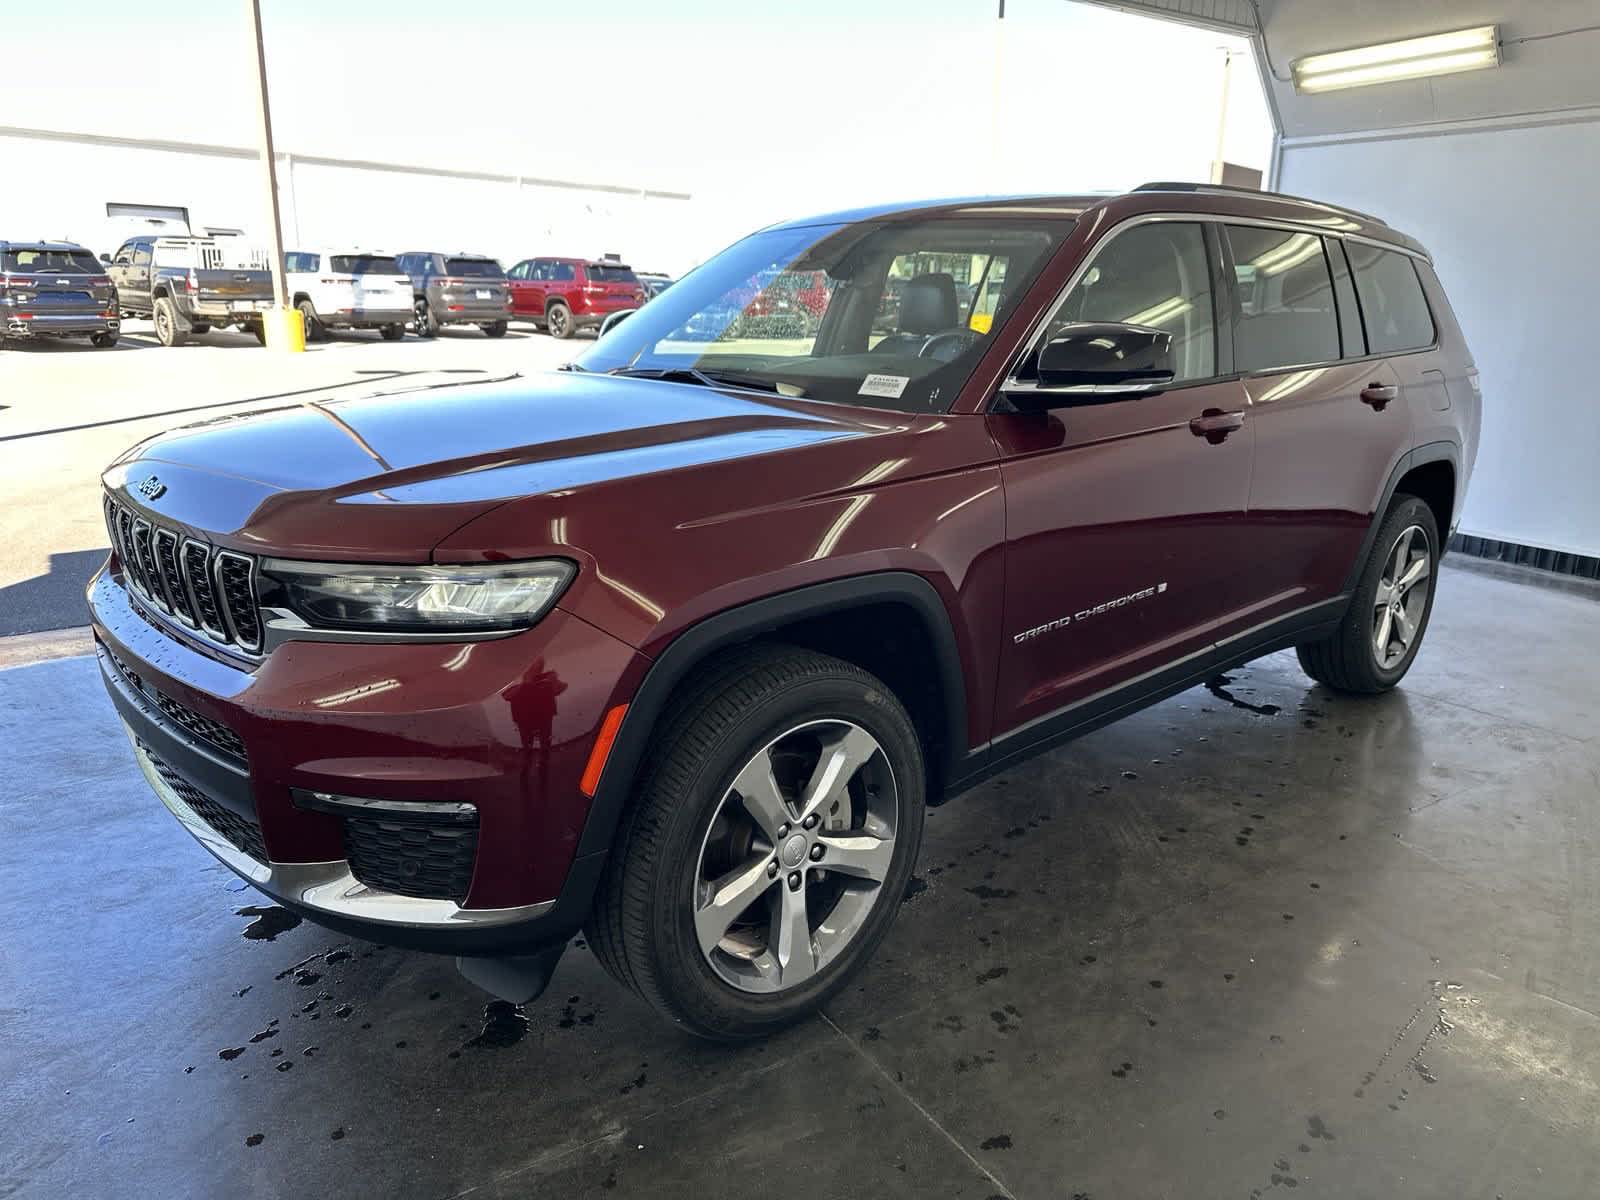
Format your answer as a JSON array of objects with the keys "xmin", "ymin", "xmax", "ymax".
[
  {"xmin": 1358, "ymin": 496, "xmax": 1439, "ymax": 686},
  {"xmin": 642, "ymin": 673, "xmax": 925, "ymax": 1037}
]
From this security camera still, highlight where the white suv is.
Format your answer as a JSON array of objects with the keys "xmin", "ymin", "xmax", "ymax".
[{"xmin": 284, "ymin": 251, "xmax": 413, "ymax": 341}]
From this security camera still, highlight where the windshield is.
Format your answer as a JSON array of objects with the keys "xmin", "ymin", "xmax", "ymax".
[
  {"xmin": 445, "ymin": 258, "xmax": 504, "ymax": 278},
  {"xmin": 3, "ymin": 248, "xmax": 100, "ymax": 274},
  {"xmin": 576, "ymin": 215, "xmax": 1070, "ymax": 413},
  {"xmin": 332, "ymin": 254, "xmax": 401, "ymax": 274}
]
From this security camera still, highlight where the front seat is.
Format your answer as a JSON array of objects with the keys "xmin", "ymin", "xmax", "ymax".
[{"xmin": 873, "ymin": 272, "xmax": 958, "ymax": 354}]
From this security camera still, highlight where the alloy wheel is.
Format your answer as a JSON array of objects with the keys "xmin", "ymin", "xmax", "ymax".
[
  {"xmin": 1372, "ymin": 523, "xmax": 1431, "ymax": 670},
  {"xmin": 550, "ymin": 307, "xmax": 567, "ymax": 337},
  {"xmin": 693, "ymin": 719, "xmax": 898, "ymax": 995}
]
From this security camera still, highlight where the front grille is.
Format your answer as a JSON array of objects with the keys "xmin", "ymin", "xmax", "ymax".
[
  {"xmin": 153, "ymin": 692, "xmax": 248, "ymax": 764},
  {"xmin": 139, "ymin": 738, "xmax": 267, "ymax": 862},
  {"xmin": 343, "ymin": 815, "xmax": 478, "ymax": 902},
  {"xmin": 105, "ymin": 643, "xmax": 248, "ymax": 766},
  {"xmin": 104, "ymin": 494, "xmax": 263, "ymax": 656}
]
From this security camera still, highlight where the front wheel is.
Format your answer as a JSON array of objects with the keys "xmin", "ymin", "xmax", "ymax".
[
  {"xmin": 1297, "ymin": 493, "xmax": 1439, "ymax": 693},
  {"xmin": 587, "ymin": 645, "xmax": 926, "ymax": 1040}
]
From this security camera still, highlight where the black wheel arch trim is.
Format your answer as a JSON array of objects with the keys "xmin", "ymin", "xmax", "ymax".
[
  {"xmin": 1341, "ymin": 440, "xmax": 1461, "ymax": 595},
  {"xmin": 579, "ymin": 572, "xmax": 972, "ymax": 865}
]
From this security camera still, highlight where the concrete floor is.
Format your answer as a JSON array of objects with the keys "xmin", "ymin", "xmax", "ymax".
[{"xmin": 2, "ymin": 559, "xmax": 1597, "ymax": 1199}]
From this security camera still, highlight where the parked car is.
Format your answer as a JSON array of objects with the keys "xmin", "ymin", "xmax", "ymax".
[
  {"xmin": 284, "ymin": 251, "xmax": 412, "ymax": 342},
  {"xmin": 91, "ymin": 185, "xmax": 1477, "ymax": 1040},
  {"xmin": 506, "ymin": 257, "xmax": 646, "ymax": 338},
  {"xmin": 638, "ymin": 272, "xmax": 675, "ymax": 300},
  {"xmin": 0, "ymin": 241, "xmax": 120, "ymax": 347},
  {"xmin": 106, "ymin": 235, "xmax": 273, "ymax": 346},
  {"xmin": 396, "ymin": 252, "xmax": 510, "ymax": 338}
]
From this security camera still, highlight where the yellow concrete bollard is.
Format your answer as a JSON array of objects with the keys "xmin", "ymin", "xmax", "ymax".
[{"xmin": 261, "ymin": 305, "xmax": 306, "ymax": 352}]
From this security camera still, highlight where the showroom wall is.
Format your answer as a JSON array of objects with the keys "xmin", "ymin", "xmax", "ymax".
[{"xmin": 1256, "ymin": 0, "xmax": 1600, "ymax": 558}]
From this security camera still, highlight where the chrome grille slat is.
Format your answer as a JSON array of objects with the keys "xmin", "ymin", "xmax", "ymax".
[
  {"xmin": 153, "ymin": 528, "xmax": 195, "ymax": 624},
  {"xmin": 105, "ymin": 495, "xmax": 262, "ymax": 658}
]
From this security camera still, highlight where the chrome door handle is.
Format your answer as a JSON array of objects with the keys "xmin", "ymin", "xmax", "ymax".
[
  {"xmin": 1361, "ymin": 383, "xmax": 1398, "ymax": 409},
  {"xmin": 1189, "ymin": 408, "xmax": 1245, "ymax": 444}
]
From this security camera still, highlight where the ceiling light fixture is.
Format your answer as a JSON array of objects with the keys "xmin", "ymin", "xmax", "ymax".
[{"xmin": 1292, "ymin": 25, "xmax": 1500, "ymax": 94}]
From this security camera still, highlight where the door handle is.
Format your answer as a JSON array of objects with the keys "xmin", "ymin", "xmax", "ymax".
[
  {"xmin": 1189, "ymin": 408, "xmax": 1245, "ymax": 444},
  {"xmin": 1360, "ymin": 383, "xmax": 1398, "ymax": 409}
]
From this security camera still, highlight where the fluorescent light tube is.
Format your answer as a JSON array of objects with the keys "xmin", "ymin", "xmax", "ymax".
[{"xmin": 1293, "ymin": 25, "xmax": 1499, "ymax": 93}]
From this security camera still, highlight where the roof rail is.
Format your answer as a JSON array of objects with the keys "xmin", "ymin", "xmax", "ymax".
[{"xmin": 1132, "ymin": 181, "xmax": 1390, "ymax": 228}]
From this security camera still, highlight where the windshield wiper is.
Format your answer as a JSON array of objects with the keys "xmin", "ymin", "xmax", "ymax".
[{"xmin": 607, "ymin": 366, "xmax": 793, "ymax": 395}]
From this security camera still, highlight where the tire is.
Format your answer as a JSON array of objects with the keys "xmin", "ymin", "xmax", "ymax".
[
  {"xmin": 91, "ymin": 332, "xmax": 118, "ymax": 348},
  {"xmin": 482, "ymin": 320, "xmax": 508, "ymax": 338},
  {"xmin": 546, "ymin": 301, "xmax": 573, "ymax": 339},
  {"xmin": 153, "ymin": 297, "xmax": 186, "ymax": 347},
  {"xmin": 586, "ymin": 644, "xmax": 926, "ymax": 1041},
  {"xmin": 380, "ymin": 323, "xmax": 405, "ymax": 341},
  {"xmin": 1297, "ymin": 493, "xmax": 1439, "ymax": 693},
  {"xmin": 413, "ymin": 298, "xmax": 438, "ymax": 338},
  {"xmin": 249, "ymin": 323, "xmax": 266, "ymax": 346},
  {"xmin": 297, "ymin": 299, "xmax": 326, "ymax": 343}
]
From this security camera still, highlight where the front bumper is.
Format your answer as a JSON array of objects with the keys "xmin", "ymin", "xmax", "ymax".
[{"xmin": 90, "ymin": 566, "xmax": 644, "ymax": 955}]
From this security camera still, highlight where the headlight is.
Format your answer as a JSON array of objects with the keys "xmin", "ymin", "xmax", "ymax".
[{"xmin": 260, "ymin": 558, "xmax": 574, "ymax": 633}]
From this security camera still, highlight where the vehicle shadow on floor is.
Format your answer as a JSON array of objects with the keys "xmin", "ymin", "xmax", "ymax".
[{"xmin": 0, "ymin": 547, "xmax": 107, "ymax": 637}]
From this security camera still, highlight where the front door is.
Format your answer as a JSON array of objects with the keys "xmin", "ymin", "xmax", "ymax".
[{"xmin": 990, "ymin": 219, "xmax": 1252, "ymax": 745}]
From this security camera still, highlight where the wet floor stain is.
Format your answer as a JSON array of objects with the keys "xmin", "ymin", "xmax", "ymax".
[
  {"xmin": 245, "ymin": 1133, "xmax": 264, "ymax": 1148},
  {"xmin": 1111, "ymin": 1061, "xmax": 1134, "ymax": 1079},
  {"xmin": 966, "ymin": 885, "xmax": 1016, "ymax": 901},
  {"xmin": 980, "ymin": 1134, "xmax": 1013, "ymax": 1150},
  {"xmin": 974, "ymin": 966, "xmax": 1009, "ymax": 984},
  {"xmin": 218, "ymin": 1046, "xmax": 245, "ymax": 1062},
  {"xmin": 235, "ymin": 905, "xmax": 301, "ymax": 941},
  {"xmin": 903, "ymin": 875, "xmax": 929, "ymax": 902},
  {"xmin": 1306, "ymin": 1115, "xmax": 1335, "ymax": 1141},
  {"xmin": 557, "ymin": 996, "xmax": 596, "ymax": 1030},
  {"xmin": 1204, "ymin": 672, "xmax": 1281, "ymax": 716},
  {"xmin": 330, "ymin": 1127, "xmax": 346, "ymax": 1141},
  {"xmin": 463, "ymin": 1000, "xmax": 528, "ymax": 1050},
  {"xmin": 618, "ymin": 1064, "xmax": 648, "ymax": 1095}
]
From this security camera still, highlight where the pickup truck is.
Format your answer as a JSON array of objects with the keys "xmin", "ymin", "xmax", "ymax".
[{"xmin": 106, "ymin": 235, "xmax": 274, "ymax": 346}]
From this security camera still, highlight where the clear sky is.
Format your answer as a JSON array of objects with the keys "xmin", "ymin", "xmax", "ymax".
[{"xmin": 1, "ymin": 0, "xmax": 1273, "ymax": 261}]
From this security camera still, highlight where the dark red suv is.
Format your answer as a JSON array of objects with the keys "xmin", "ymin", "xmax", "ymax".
[
  {"xmin": 507, "ymin": 256, "xmax": 646, "ymax": 338},
  {"xmin": 92, "ymin": 185, "xmax": 1478, "ymax": 1039}
]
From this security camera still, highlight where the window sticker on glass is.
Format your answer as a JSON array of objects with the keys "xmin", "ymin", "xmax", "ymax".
[{"xmin": 858, "ymin": 373, "xmax": 910, "ymax": 399}]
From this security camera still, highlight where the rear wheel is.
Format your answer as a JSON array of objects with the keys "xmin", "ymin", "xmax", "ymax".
[
  {"xmin": 586, "ymin": 645, "xmax": 926, "ymax": 1040},
  {"xmin": 153, "ymin": 297, "xmax": 186, "ymax": 347},
  {"xmin": 546, "ymin": 301, "xmax": 573, "ymax": 339},
  {"xmin": 413, "ymin": 298, "xmax": 438, "ymax": 338},
  {"xmin": 482, "ymin": 320, "xmax": 508, "ymax": 338},
  {"xmin": 1297, "ymin": 494, "xmax": 1438, "ymax": 693},
  {"xmin": 90, "ymin": 332, "xmax": 118, "ymax": 348},
  {"xmin": 380, "ymin": 323, "xmax": 405, "ymax": 341},
  {"xmin": 297, "ymin": 299, "xmax": 326, "ymax": 343}
]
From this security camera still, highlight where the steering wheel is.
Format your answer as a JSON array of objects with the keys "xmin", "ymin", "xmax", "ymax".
[{"xmin": 917, "ymin": 328, "xmax": 979, "ymax": 362}]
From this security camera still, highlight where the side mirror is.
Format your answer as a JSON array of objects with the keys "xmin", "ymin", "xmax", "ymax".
[
  {"xmin": 1006, "ymin": 322, "xmax": 1176, "ymax": 411},
  {"xmin": 99, "ymin": 252, "xmax": 113, "ymax": 264},
  {"xmin": 598, "ymin": 309, "xmax": 635, "ymax": 337}
]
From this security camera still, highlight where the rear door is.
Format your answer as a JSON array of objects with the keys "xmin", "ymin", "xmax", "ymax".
[
  {"xmin": 1221, "ymin": 224, "xmax": 1412, "ymax": 637},
  {"xmin": 989, "ymin": 219, "xmax": 1253, "ymax": 744},
  {"xmin": 507, "ymin": 260, "xmax": 535, "ymax": 316}
]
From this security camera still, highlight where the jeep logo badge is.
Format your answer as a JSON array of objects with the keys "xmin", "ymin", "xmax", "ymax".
[{"xmin": 136, "ymin": 475, "xmax": 166, "ymax": 500}]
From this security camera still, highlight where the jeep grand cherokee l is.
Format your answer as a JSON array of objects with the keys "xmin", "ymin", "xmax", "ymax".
[
  {"xmin": 398, "ymin": 252, "xmax": 511, "ymax": 338},
  {"xmin": 92, "ymin": 185, "xmax": 1478, "ymax": 1040}
]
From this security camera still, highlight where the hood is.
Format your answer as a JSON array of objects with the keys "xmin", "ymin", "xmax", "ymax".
[{"xmin": 105, "ymin": 371, "xmax": 890, "ymax": 561}]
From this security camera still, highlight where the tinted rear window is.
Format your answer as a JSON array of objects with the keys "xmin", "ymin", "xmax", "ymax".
[
  {"xmin": 1346, "ymin": 243, "xmax": 1435, "ymax": 353},
  {"xmin": 3, "ymin": 248, "xmax": 101, "ymax": 273},
  {"xmin": 331, "ymin": 255, "xmax": 401, "ymax": 274},
  {"xmin": 588, "ymin": 264, "xmax": 637, "ymax": 284},
  {"xmin": 1226, "ymin": 225, "xmax": 1339, "ymax": 372},
  {"xmin": 445, "ymin": 258, "xmax": 503, "ymax": 278}
]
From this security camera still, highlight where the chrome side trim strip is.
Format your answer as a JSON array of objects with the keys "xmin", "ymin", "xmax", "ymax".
[{"xmin": 128, "ymin": 727, "xmax": 555, "ymax": 929}]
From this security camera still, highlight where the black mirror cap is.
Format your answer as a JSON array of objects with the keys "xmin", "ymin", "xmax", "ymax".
[
  {"xmin": 99, "ymin": 252, "xmax": 112, "ymax": 264},
  {"xmin": 1037, "ymin": 322, "xmax": 1176, "ymax": 389}
]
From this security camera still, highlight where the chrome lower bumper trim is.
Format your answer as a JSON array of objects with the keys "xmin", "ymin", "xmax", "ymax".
[{"xmin": 128, "ymin": 727, "xmax": 554, "ymax": 929}]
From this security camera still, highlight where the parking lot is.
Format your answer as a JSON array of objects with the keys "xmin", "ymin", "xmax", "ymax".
[{"xmin": 0, "ymin": 321, "xmax": 577, "ymax": 641}]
